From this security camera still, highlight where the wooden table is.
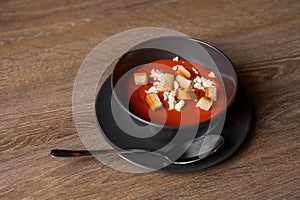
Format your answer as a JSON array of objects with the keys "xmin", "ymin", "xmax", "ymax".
[{"xmin": 1, "ymin": 0, "xmax": 299, "ymax": 199}]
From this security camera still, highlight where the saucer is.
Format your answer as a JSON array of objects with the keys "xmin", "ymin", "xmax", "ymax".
[{"xmin": 95, "ymin": 76, "xmax": 252, "ymax": 173}]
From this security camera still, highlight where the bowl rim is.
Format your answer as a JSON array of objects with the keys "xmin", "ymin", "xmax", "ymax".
[{"xmin": 110, "ymin": 36, "xmax": 238, "ymax": 130}]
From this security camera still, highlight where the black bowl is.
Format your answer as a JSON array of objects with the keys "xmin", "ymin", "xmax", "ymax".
[{"xmin": 110, "ymin": 36, "xmax": 238, "ymax": 148}]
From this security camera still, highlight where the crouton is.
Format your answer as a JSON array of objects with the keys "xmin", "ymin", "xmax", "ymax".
[
  {"xmin": 176, "ymin": 65, "xmax": 191, "ymax": 79},
  {"xmin": 146, "ymin": 93, "xmax": 163, "ymax": 111},
  {"xmin": 176, "ymin": 75, "xmax": 193, "ymax": 90},
  {"xmin": 205, "ymin": 86, "xmax": 217, "ymax": 101},
  {"xmin": 134, "ymin": 73, "xmax": 148, "ymax": 85},
  {"xmin": 177, "ymin": 89, "xmax": 197, "ymax": 100},
  {"xmin": 157, "ymin": 73, "xmax": 174, "ymax": 92},
  {"xmin": 196, "ymin": 97, "xmax": 212, "ymax": 111}
]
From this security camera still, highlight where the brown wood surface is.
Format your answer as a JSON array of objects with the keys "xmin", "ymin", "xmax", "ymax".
[{"xmin": 1, "ymin": 0, "xmax": 300, "ymax": 199}]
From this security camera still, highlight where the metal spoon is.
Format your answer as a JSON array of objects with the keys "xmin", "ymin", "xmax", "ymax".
[{"xmin": 51, "ymin": 135, "xmax": 224, "ymax": 165}]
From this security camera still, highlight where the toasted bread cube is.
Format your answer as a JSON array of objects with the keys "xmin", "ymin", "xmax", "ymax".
[
  {"xmin": 196, "ymin": 97, "xmax": 212, "ymax": 111},
  {"xmin": 205, "ymin": 86, "xmax": 217, "ymax": 101},
  {"xmin": 146, "ymin": 93, "xmax": 163, "ymax": 111},
  {"xmin": 134, "ymin": 73, "xmax": 148, "ymax": 85},
  {"xmin": 177, "ymin": 89, "xmax": 197, "ymax": 100},
  {"xmin": 157, "ymin": 73, "xmax": 174, "ymax": 92},
  {"xmin": 177, "ymin": 65, "xmax": 191, "ymax": 79},
  {"xmin": 176, "ymin": 75, "xmax": 193, "ymax": 90}
]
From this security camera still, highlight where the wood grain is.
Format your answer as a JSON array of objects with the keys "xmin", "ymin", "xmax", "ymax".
[{"xmin": 1, "ymin": 0, "xmax": 299, "ymax": 199}]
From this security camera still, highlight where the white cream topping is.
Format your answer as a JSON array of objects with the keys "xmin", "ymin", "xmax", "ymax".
[
  {"xmin": 145, "ymin": 86, "xmax": 158, "ymax": 94},
  {"xmin": 174, "ymin": 80, "xmax": 179, "ymax": 90},
  {"xmin": 193, "ymin": 76, "xmax": 214, "ymax": 90},
  {"xmin": 163, "ymin": 91, "xmax": 169, "ymax": 101},
  {"xmin": 175, "ymin": 100, "xmax": 185, "ymax": 111},
  {"xmin": 150, "ymin": 69, "xmax": 163, "ymax": 81},
  {"xmin": 208, "ymin": 71, "xmax": 216, "ymax": 78},
  {"xmin": 167, "ymin": 91, "xmax": 176, "ymax": 110},
  {"xmin": 192, "ymin": 67, "xmax": 199, "ymax": 74}
]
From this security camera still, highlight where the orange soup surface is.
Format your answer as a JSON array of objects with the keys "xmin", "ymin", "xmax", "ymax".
[{"xmin": 126, "ymin": 59, "xmax": 226, "ymax": 126}]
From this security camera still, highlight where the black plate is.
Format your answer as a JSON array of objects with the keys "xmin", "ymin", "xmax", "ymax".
[{"xmin": 95, "ymin": 76, "xmax": 252, "ymax": 173}]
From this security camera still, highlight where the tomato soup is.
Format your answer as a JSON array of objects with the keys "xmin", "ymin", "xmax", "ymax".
[{"xmin": 125, "ymin": 59, "xmax": 226, "ymax": 126}]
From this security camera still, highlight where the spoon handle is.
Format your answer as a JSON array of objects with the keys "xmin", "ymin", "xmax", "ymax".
[{"xmin": 50, "ymin": 149, "xmax": 147, "ymax": 157}]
